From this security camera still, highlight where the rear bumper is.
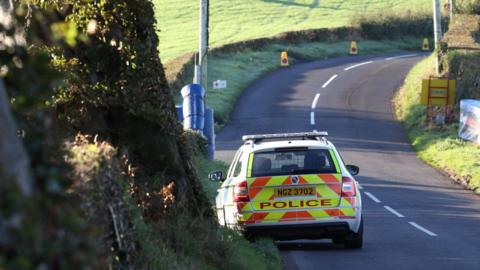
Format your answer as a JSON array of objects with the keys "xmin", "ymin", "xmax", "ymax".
[{"xmin": 244, "ymin": 222, "xmax": 352, "ymax": 240}]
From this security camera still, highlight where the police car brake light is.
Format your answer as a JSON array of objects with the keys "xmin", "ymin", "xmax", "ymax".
[
  {"xmin": 233, "ymin": 180, "xmax": 249, "ymax": 202},
  {"xmin": 341, "ymin": 177, "xmax": 356, "ymax": 197}
]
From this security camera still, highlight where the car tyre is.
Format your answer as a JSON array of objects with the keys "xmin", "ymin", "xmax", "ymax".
[{"xmin": 345, "ymin": 216, "xmax": 363, "ymax": 249}]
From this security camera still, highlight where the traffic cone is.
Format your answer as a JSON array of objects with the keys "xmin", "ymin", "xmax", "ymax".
[{"xmin": 350, "ymin": 41, "xmax": 358, "ymax": 55}]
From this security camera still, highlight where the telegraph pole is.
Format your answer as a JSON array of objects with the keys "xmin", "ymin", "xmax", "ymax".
[
  {"xmin": 194, "ymin": 0, "xmax": 209, "ymax": 86},
  {"xmin": 433, "ymin": 0, "xmax": 442, "ymax": 75},
  {"xmin": 450, "ymin": 0, "xmax": 455, "ymax": 19}
]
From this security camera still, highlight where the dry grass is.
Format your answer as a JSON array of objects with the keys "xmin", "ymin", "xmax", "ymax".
[{"xmin": 444, "ymin": 14, "xmax": 480, "ymax": 49}]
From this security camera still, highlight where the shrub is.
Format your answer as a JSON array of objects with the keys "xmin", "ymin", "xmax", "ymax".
[
  {"xmin": 447, "ymin": 50, "xmax": 480, "ymax": 100},
  {"xmin": 351, "ymin": 11, "xmax": 433, "ymax": 40},
  {"xmin": 456, "ymin": 0, "xmax": 480, "ymax": 14}
]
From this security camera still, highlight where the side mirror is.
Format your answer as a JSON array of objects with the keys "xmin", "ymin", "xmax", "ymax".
[
  {"xmin": 346, "ymin": 165, "xmax": 360, "ymax": 176},
  {"xmin": 208, "ymin": 171, "xmax": 226, "ymax": 182}
]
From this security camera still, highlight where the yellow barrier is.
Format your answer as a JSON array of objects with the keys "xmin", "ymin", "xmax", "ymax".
[
  {"xmin": 281, "ymin": 51, "xmax": 289, "ymax": 67},
  {"xmin": 350, "ymin": 41, "xmax": 358, "ymax": 55},
  {"xmin": 422, "ymin": 38, "xmax": 430, "ymax": 51}
]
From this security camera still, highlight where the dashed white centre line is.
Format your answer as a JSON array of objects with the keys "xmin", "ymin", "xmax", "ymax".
[
  {"xmin": 384, "ymin": 206, "xmax": 405, "ymax": 218},
  {"xmin": 344, "ymin": 61, "xmax": 373, "ymax": 71},
  {"xmin": 322, "ymin": 74, "xmax": 338, "ymax": 88},
  {"xmin": 409, "ymin": 222, "xmax": 438, "ymax": 237},
  {"xmin": 310, "ymin": 112, "xmax": 315, "ymax": 125},
  {"xmin": 311, "ymin": 93, "xmax": 321, "ymax": 109},
  {"xmin": 357, "ymin": 183, "xmax": 363, "ymax": 190},
  {"xmin": 364, "ymin": 192, "xmax": 381, "ymax": 203},
  {"xmin": 385, "ymin": 54, "xmax": 418, "ymax": 60}
]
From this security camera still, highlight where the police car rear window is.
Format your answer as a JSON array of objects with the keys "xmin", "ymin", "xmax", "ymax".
[{"xmin": 250, "ymin": 149, "xmax": 336, "ymax": 177}]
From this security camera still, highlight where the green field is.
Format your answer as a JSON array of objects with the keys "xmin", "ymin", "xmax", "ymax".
[{"xmin": 154, "ymin": 0, "xmax": 431, "ymax": 62}]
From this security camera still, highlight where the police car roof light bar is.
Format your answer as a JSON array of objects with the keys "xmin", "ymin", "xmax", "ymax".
[{"xmin": 242, "ymin": 132, "xmax": 328, "ymax": 142}]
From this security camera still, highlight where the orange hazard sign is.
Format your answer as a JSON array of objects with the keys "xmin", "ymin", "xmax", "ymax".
[
  {"xmin": 350, "ymin": 41, "xmax": 358, "ymax": 55},
  {"xmin": 281, "ymin": 51, "xmax": 289, "ymax": 66}
]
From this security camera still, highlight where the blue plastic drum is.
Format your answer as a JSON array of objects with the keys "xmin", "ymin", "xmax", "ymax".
[{"xmin": 181, "ymin": 84, "xmax": 205, "ymax": 130}]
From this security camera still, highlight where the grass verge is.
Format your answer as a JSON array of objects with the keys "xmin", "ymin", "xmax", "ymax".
[
  {"xmin": 127, "ymin": 150, "xmax": 281, "ymax": 270},
  {"xmin": 202, "ymin": 37, "xmax": 424, "ymax": 125},
  {"xmin": 395, "ymin": 54, "xmax": 480, "ymax": 194},
  {"xmin": 191, "ymin": 149, "xmax": 281, "ymax": 269}
]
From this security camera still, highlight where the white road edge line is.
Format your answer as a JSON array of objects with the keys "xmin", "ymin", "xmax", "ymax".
[
  {"xmin": 364, "ymin": 192, "xmax": 381, "ymax": 203},
  {"xmin": 409, "ymin": 222, "xmax": 438, "ymax": 237},
  {"xmin": 385, "ymin": 54, "xmax": 418, "ymax": 60},
  {"xmin": 311, "ymin": 93, "xmax": 321, "ymax": 109},
  {"xmin": 384, "ymin": 206, "xmax": 405, "ymax": 218},
  {"xmin": 344, "ymin": 61, "xmax": 373, "ymax": 71},
  {"xmin": 310, "ymin": 112, "xmax": 315, "ymax": 125},
  {"xmin": 322, "ymin": 74, "xmax": 338, "ymax": 88}
]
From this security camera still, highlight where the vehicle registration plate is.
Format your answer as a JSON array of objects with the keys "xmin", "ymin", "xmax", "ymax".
[{"xmin": 275, "ymin": 187, "xmax": 315, "ymax": 198}]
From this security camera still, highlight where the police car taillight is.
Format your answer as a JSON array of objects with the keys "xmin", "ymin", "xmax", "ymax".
[
  {"xmin": 341, "ymin": 177, "xmax": 356, "ymax": 197},
  {"xmin": 233, "ymin": 180, "xmax": 250, "ymax": 202}
]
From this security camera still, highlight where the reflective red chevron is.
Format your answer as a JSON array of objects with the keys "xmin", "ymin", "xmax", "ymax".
[
  {"xmin": 279, "ymin": 212, "xmax": 297, "ymax": 222},
  {"xmin": 296, "ymin": 211, "xmax": 315, "ymax": 220},
  {"xmin": 248, "ymin": 177, "xmax": 271, "ymax": 199},
  {"xmin": 250, "ymin": 177, "xmax": 271, "ymax": 187},
  {"xmin": 324, "ymin": 209, "xmax": 340, "ymax": 217},
  {"xmin": 244, "ymin": 209, "xmax": 343, "ymax": 224},
  {"xmin": 246, "ymin": 212, "xmax": 269, "ymax": 224},
  {"xmin": 343, "ymin": 197, "xmax": 356, "ymax": 206}
]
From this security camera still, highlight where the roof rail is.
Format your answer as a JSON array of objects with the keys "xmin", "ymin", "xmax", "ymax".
[{"xmin": 242, "ymin": 132, "xmax": 328, "ymax": 143}]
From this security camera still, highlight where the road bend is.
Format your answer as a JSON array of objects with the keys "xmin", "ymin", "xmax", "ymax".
[{"xmin": 215, "ymin": 52, "xmax": 480, "ymax": 270}]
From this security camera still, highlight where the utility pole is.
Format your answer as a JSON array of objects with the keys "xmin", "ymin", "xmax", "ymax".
[
  {"xmin": 450, "ymin": 0, "xmax": 455, "ymax": 19},
  {"xmin": 433, "ymin": 0, "xmax": 442, "ymax": 75},
  {"xmin": 194, "ymin": 0, "xmax": 209, "ymax": 87}
]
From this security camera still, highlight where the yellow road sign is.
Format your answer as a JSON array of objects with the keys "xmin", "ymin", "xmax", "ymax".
[
  {"xmin": 421, "ymin": 78, "xmax": 456, "ymax": 106},
  {"xmin": 281, "ymin": 51, "xmax": 289, "ymax": 66},
  {"xmin": 350, "ymin": 41, "xmax": 358, "ymax": 55}
]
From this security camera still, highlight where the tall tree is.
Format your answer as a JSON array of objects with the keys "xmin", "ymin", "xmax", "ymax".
[{"xmin": 0, "ymin": 0, "xmax": 33, "ymax": 197}]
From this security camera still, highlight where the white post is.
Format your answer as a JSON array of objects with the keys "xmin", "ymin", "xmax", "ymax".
[
  {"xmin": 433, "ymin": 0, "xmax": 442, "ymax": 75},
  {"xmin": 450, "ymin": 0, "xmax": 455, "ymax": 19},
  {"xmin": 194, "ymin": 0, "xmax": 208, "ymax": 87},
  {"xmin": 193, "ymin": 62, "xmax": 201, "ymax": 84}
]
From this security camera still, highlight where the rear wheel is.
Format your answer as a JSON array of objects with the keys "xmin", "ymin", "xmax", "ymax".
[{"xmin": 345, "ymin": 217, "xmax": 363, "ymax": 249}]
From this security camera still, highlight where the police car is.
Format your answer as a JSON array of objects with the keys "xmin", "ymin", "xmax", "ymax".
[{"xmin": 209, "ymin": 132, "xmax": 363, "ymax": 249}]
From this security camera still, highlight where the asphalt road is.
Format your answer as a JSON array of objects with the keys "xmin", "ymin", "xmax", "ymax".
[{"xmin": 215, "ymin": 52, "xmax": 480, "ymax": 270}]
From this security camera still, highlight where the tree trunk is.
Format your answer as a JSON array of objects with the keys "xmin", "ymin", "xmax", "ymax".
[{"xmin": 0, "ymin": 79, "xmax": 33, "ymax": 195}]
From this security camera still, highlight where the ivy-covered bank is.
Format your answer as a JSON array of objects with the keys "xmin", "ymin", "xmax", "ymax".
[{"xmin": 0, "ymin": 1, "xmax": 279, "ymax": 269}]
